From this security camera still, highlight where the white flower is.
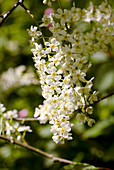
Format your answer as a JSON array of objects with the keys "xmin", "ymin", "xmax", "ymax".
[
  {"xmin": 49, "ymin": 53, "xmax": 63, "ymax": 66},
  {"xmin": 5, "ymin": 121, "xmax": 14, "ymax": 136},
  {"xmin": 28, "ymin": 26, "xmax": 42, "ymax": 39},
  {"xmin": 94, "ymin": 9, "xmax": 102, "ymax": 22},
  {"xmin": 76, "ymin": 57, "xmax": 88, "ymax": 69},
  {"xmin": 0, "ymin": 104, "xmax": 6, "ymax": 112},
  {"xmin": 34, "ymin": 107, "xmax": 41, "ymax": 118},
  {"xmin": 58, "ymin": 122, "xmax": 71, "ymax": 138},
  {"xmin": 63, "ymin": 45, "xmax": 74, "ymax": 60},
  {"xmin": 40, "ymin": 14, "xmax": 52, "ymax": 27},
  {"xmin": 13, "ymin": 122, "xmax": 20, "ymax": 130},
  {"xmin": 38, "ymin": 113, "xmax": 49, "ymax": 124},
  {"xmin": 72, "ymin": 70, "xmax": 86, "ymax": 82},
  {"xmin": 3, "ymin": 109, "xmax": 18, "ymax": 119},
  {"xmin": 83, "ymin": 2, "xmax": 93, "ymax": 22},
  {"xmin": 18, "ymin": 126, "xmax": 32, "ymax": 132},
  {"xmin": 52, "ymin": 135, "xmax": 62, "ymax": 143},
  {"xmin": 76, "ymin": 113, "xmax": 87, "ymax": 124},
  {"xmin": 31, "ymin": 43, "xmax": 42, "ymax": 58},
  {"xmin": 55, "ymin": 8, "xmax": 71, "ymax": 25},
  {"xmin": 17, "ymin": 135, "xmax": 21, "ymax": 140},
  {"xmin": 84, "ymin": 11, "xmax": 93, "ymax": 22},
  {"xmin": 86, "ymin": 77, "xmax": 94, "ymax": 89},
  {"xmin": 51, "ymin": 124, "xmax": 58, "ymax": 135},
  {"xmin": 45, "ymin": 38, "xmax": 60, "ymax": 52},
  {"xmin": 47, "ymin": 95, "xmax": 60, "ymax": 106}
]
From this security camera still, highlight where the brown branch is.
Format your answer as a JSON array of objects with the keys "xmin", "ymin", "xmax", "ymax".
[
  {"xmin": 19, "ymin": 1, "xmax": 45, "ymax": 43},
  {"xmin": 92, "ymin": 91, "xmax": 114, "ymax": 105},
  {"xmin": 0, "ymin": 135, "xmax": 112, "ymax": 170},
  {"xmin": 0, "ymin": 134, "xmax": 76, "ymax": 165},
  {"xmin": 14, "ymin": 117, "xmax": 39, "ymax": 122},
  {"xmin": 0, "ymin": 0, "xmax": 38, "ymax": 27},
  {"xmin": 19, "ymin": 2, "xmax": 39, "ymax": 27},
  {"xmin": 0, "ymin": 0, "xmax": 45, "ymax": 42},
  {"xmin": 0, "ymin": 0, "xmax": 24, "ymax": 27}
]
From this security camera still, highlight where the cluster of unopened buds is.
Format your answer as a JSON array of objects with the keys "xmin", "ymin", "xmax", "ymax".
[
  {"xmin": 27, "ymin": 1, "xmax": 113, "ymax": 143},
  {"xmin": 0, "ymin": 104, "xmax": 32, "ymax": 141}
]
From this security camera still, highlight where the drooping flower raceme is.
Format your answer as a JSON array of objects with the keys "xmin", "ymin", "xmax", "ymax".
[{"xmin": 28, "ymin": 1, "xmax": 113, "ymax": 143}]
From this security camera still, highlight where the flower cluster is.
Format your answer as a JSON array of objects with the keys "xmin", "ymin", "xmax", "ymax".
[
  {"xmin": 0, "ymin": 65, "xmax": 39, "ymax": 91},
  {"xmin": 0, "ymin": 104, "xmax": 32, "ymax": 141},
  {"xmin": 28, "ymin": 1, "xmax": 113, "ymax": 143}
]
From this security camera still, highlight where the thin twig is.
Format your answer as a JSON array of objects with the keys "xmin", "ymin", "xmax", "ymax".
[
  {"xmin": 0, "ymin": 0, "xmax": 38, "ymax": 27},
  {"xmin": 19, "ymin": 2, "xmax": 39, "ymax": 27},
  {"xmin": 0, "ymin": 1, "xmax": 21, "ymax": 27},
  {"xmin": 92, "ymin": 91, "xmax": 114, "ymax": 105},
  {"xmin": 57, "ymin": 0, "xmax": 63, "ymax": 9},
  {"xmin": 0, "ymin": 0, "xmax": 45, "ymax": 43},
  {"xmin": 14, "ymin": 117, "xmax": 39, "ymax": 122},
  {"xmin": 19, "ymin": 2, "xmax": 45, "ymax": 43},
  {"xmin": 0, "ymin": 134, "xmax": 76, "ymax": 164}
]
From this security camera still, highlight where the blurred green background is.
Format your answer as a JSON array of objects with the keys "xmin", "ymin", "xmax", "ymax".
[{"xmin": 0, "ymin": 0, "xmax": 114, "ymax": 169}]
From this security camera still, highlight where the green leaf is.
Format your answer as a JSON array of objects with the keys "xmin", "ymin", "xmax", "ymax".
[
  {"xmin": 63, "ymin": 163, "xmax": 96, "ymax": 170},
  {"xmin": 38, "ymin": 125, "xmax": 51, "ymax": 138},
  {"xmin": 103, "ymin": 144, "xmax": 114, "ymax": 161},
  {"xmin": 91, "ymin": 52, "xmax": 108, "ymax": 64},
  {"xmin": 98, "ymin": 71, "xmax": 114, "ymax": 91}
]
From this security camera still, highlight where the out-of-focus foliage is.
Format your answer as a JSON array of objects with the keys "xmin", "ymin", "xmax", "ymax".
[
  {"xmin": 0, "ymin": 0, "xmax": 114, "ymax": 170},
  {"xmin": 63, "ymin": 163, "xmax": 96, "ymax": 170}
]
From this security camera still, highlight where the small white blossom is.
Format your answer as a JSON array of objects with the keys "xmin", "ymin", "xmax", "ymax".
[
  {"xmin": 76, "ymin": 113, "xmax": 87, "ymax": 124},
  {"xmin": 3, "ymin": 109, "xmax": 18, "ymax": 119},
  {"xmin": 28, "ymin": 26, "xmax": 42, "ymax": 39},
  {"xmin": 5, "ymin": 121, "xmax": 14, "ymax": 136},
  {"xmin": 45, "ymin": 38, "xmax": 60, "ymax": 52},
  {"xmin": 0, "ymin": 104, "xmax": 6, "ymax": 112},
  {"xmin": 18, "ymin": 126, "xmax": 32, "ymax": 132},
  {"xmin": 40, "ymin": 14, "xmax": 52, "ymax": 27}
]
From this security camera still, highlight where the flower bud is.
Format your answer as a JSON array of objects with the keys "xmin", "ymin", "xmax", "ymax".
[
  {"xmin": 44, "ymin": 8, "xmax": 54, "ymax": 28},
  {"xmin": 45, "ymin": 8, "xmax": 54, "ymax": 16},
  {"xmin": 18, "ymin": 109, "xmax": 28, "ymax": 118}
]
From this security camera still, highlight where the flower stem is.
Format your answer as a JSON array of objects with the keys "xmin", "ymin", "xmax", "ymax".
[{"xmin": 57, "ymin": 0, "xmax": 63, "ymax": 9}]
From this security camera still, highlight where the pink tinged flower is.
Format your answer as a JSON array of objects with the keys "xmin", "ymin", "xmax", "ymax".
[
  {"xmin": 18, "ymin": 109, "xmax": 28, "ymax": 118},
  {"xmin": 44, "ymin": 8, "xmax": 54, "ymax": 28},
  {"xmin": 45, "ymin": 8, "xmax": 54, "ymax": 16},
  {"xmin": 47, "ymin": 23, "xmax": 53, "ymax": 29}
]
